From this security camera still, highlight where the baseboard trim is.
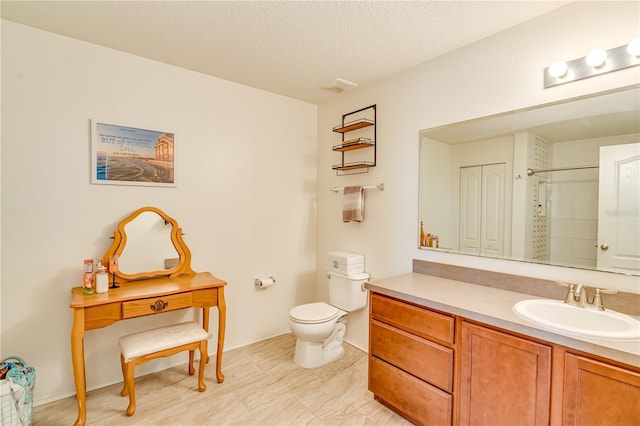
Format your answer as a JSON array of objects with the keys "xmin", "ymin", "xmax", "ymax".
[{"xmin": 344, "ymin": 337, "xmax": 367, "ymax": 353}]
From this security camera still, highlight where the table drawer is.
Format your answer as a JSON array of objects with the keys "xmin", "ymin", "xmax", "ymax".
[
  {"xmin": 122, "ymin": 293, "xmax": 192, "ymax": 319},
  {"xmin": 84, "ymin": 303, "xmax": 121, "ymax": 330},
  {"xmin": 371, "ymin": 293, "xmax": 454, "ymax": 344},
  {"xmin": 370, "ymin": 319, "xmax": 454, "ymax": 392},
  {"xmin": 369, "ymin": 356, "xmax": 452, "ymax": 426},
  {"xmin": 192, "ymin": 288, "xmax": 219, "ymax": 307}
]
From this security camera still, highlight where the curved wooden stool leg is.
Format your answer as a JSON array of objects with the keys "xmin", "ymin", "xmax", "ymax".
[
  {"xmin": 188, "ymin": 350, "xmax": 195, "ymax": 375},
  {"xmin": 124, "ymin": 361, "xmax": 137, "ymax": 416},
  {"xmin": 119, "ymin": 354, "xmax": 129, "ymax": 397},
  {"xmin": 198, "ymin": 340, "xmax": 207, "ymax": 392}
]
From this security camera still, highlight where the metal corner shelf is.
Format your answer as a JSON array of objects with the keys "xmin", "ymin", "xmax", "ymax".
[
  {"xmin": 332, "ymin": 118, "xmax": 375, "ymax": 133},
  {"xmin": 332, "ymin": 138, "xmax": 374, "ymax": 152},
  {"xmin": 332, "ymin": 161, "xmax": 376, "ymax": 172},
  {"xmin": 332, "ymin": 104, "xmax": 376, "ymax": 175}
]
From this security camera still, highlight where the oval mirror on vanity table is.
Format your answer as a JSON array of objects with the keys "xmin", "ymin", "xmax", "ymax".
[
  {"xmin": 69, "ymin": 206, "xmax": 227, "ymax": 426},
  {"xmin": 102, "ymin": 206, "xmax": 194, "ymax": 283},
  {"xmin": 116, "ymin": 209, "xmax": 180, "ymax": 275}
]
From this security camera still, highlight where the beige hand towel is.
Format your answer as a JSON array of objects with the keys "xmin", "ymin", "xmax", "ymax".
[{"xmin": 343, "ymin": 186, "xmax": 365, "ymax": 222}]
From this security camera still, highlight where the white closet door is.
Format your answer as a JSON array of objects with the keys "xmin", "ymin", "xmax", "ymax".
[
  {"xmin": 459, "ymin": 164, "xmax": 506, "ymax": 257},
  {"xmin": 459, "ymin": 166, "xmax": 482, "ymax": 254},
  {"xmin": 481, "ymin": 163, "xmax": 506, "ymax": 256},
  {"xmin": 597, "ymin": 143, "xmax": 640, "ymax": 273}
]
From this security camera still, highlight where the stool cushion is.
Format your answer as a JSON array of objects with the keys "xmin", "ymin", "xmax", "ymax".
[{"xmin": 120, "ymin": 321, "xmax": 208, "ymax": 362}]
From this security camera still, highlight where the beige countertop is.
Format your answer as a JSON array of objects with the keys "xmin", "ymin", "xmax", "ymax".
[{"xmin": 366, "ymin": 272, "xmax": 640, "ymax": 368}]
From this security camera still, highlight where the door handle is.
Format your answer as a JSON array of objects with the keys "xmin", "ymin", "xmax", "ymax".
[{"xmin": 600, "ymin": 243, "xmax": 609, "ymax": 251}]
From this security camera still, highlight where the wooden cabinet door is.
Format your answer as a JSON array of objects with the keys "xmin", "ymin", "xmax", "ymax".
[
  {"xmin": 459, "ymin": 322, "xmax": 551, "ymax": 426},
  {"xmin": 563, "ymin": 353, "xmax": 640, "ymax": 426}
]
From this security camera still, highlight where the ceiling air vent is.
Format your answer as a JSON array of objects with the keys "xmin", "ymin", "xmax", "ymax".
[{"xmin": 321, "ymin": 78, "xmax": 358, "ymax": 93}]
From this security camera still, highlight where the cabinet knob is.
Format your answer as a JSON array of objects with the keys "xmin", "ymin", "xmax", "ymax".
[{"xmin": 600, "ymin": 243, "xmax": 609, "ymax": 251}]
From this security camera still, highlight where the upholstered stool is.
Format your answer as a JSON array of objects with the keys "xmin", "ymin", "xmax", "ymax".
[{"xmin": 119, "ymin": 321, "xmax": 208, "ymax": 416}]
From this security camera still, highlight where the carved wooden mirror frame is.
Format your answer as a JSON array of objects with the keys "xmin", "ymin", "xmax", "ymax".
[{"xmin": 102, "ymin": 206, "xmax": 195, "ymax": 283}]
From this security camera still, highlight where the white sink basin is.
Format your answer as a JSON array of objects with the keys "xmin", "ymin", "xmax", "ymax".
[{"xmin": 513, "ymin": 299, "xmax": 640, "ymax": 341}]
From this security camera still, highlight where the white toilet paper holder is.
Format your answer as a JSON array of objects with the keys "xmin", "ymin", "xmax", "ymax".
[{"xmin": 255, "ymin": 276, "xmax": 276, "ymax": 288}]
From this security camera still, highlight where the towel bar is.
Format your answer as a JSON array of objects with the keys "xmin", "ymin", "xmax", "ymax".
[{"xmin": 330, "ymin": 183, "xmax": 384, "ymax": 192}]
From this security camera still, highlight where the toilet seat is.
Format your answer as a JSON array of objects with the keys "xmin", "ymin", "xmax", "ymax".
[{"xmin": 289, "ymin": 302, "xmax": 341, "ymax": 324}]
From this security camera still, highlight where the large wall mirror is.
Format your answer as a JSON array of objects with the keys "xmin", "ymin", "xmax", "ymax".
[{"xmin": 419, "ymin": 85, "xmax": 640, "ymax": 276}]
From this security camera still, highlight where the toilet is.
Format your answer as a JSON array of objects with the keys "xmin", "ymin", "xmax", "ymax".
[{"xmin": 288, "ymin": 252, "xmax": 369, "ymax": 368}]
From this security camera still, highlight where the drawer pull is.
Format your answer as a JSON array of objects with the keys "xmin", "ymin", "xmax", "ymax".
[
  {"xmin": 150, "ymin": 300, "xmax": 169, "ymax": 312},
  {"xmin": 123, "ymin": 293, "xmax": 191, "ymax": 319}
]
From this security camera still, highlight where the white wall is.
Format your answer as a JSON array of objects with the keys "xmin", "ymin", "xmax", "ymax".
[
  {"xmin": 418, "ymin": 137, "xmax": 452, "ymax": 248},
  {"xmin": 1, "ymin": 20, "xmax": 317, "ymax": 404},
  {"xmin": 317, "ymin": 1, "xmax": 640, "ymax": 350}
]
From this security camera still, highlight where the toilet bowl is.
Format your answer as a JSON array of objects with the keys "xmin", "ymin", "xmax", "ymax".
[
  {"xmin": 289, "ymin": 302, "xmax": 348, "ymax": 368},
  {"xmin": 289, "ymin": 253, "xmax": 369, "ymax": 368}
]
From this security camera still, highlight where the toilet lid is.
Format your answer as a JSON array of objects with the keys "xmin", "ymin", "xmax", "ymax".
[{"xmin": 289, "ymin": 302, "xmax": 340, "ymax": 324}]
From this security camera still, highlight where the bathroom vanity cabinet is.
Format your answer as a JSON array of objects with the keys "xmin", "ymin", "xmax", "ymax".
[
  {"xmin": 459, "ymin": 322, "xmax": 551, "ymax": 426},
  {"xmin": 368, "ymin": 291, "xmax": 640, "ymax": 426},
  {"xmin": 369, "ymin": 293, "xmax": 455, "ymax": 425},
  {"xmin": 562, "ymin": 353, "xmax": 640, "ymax": 425}
]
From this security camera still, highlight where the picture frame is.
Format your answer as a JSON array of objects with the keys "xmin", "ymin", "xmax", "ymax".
[{"xmin": 91, "ymin": 120, "xmax": 176, "ymax": 187}]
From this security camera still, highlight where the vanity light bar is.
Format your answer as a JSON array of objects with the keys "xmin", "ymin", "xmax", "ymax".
[{"xmin": 544, "ymin": 38, "xmax": 640, "ymax": 88}]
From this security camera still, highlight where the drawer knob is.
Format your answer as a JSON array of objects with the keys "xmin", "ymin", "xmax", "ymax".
[{"xmin": 150, "ymin": 300, "xmax": 169, "ymax": 312}]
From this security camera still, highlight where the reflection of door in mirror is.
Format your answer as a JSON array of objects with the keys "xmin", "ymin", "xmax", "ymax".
[
  {"xmin": 459, "ymin": 164, "xmax": 506, "ymax": 257},
  {"xmin": 119, "ymin": 211, "xmax": 179, "ymax": 274},
  {"xmin": 597, "ymin": 143, "xmax": 640, "ymax": 273}
]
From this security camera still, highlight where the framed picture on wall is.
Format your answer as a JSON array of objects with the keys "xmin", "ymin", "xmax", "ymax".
[{"xmin": 91, "ymin": 120, "xmax": 176, "ymax": 187}]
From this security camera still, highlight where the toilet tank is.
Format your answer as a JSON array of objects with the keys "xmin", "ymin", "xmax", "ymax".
[
  {"xmin": 325, "ymin": 251, "xmax": 364, "ymax": 276},
  {"xmin": 328, "ymin": 270, "xmax": 369, "ymax": 312}
]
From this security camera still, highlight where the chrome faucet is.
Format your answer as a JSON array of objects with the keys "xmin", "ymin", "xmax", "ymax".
[
  {"xmin": 574, "ymin": 284, "xmax": 589, "ymax": 308},
  {"xmin": 558, "ymin": 282, "xmax": 617, "ymax": 311}
]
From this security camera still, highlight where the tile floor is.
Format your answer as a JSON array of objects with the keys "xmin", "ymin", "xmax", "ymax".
[{"xmin": 34, "ymin": 333, "xmax": 411, "ymax": 425}]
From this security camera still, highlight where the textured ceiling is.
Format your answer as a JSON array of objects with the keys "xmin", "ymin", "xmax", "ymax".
[{"xmin": 1, "ymin": 1, "xmax": 567, "ymax": 104}]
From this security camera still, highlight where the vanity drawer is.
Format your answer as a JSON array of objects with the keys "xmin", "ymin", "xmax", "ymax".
[
  {"xmin": 84, "ymin": 303, "xmax": 122, "ymax": 330},
  {"xmin": 122, "ymin": 293, "xmax": 192, "ymax": 319},
  {"xmin": 192, "ymin": 288, "xmax": 219, "ymax": 307},
  {"xmin": 371, "ymin": 293, "xmax": 455, "ymax": 344},
  {"xmin": 369, "ymin": 356, "xmax": 452, "ymax": 426},
  {"xmin": 370, "ymin": 319, "xmax": 454, "ymax": 392}
]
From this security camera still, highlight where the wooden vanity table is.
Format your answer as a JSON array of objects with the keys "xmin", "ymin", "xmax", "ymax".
[{"xmin": 69, "ymin": 207, "xmax": 227, "ymax": 426}]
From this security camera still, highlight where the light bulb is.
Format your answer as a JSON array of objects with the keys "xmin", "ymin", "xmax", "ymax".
[
  {"xmin": 585, "ymin": 48, "xmax": 607, "ymax": 67},
  {"xmin": 548, "ymin": 61, "xmax": 568, "ymax": 78},
  {"xmin": 627, "ymin": 37, "xmax": 640, "ymax": 56}
]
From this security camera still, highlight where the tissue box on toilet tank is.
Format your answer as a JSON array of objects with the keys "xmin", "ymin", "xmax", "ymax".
[{"xmin": 325, "ymin": 251, "xmax": 364, "ymax": 276}]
